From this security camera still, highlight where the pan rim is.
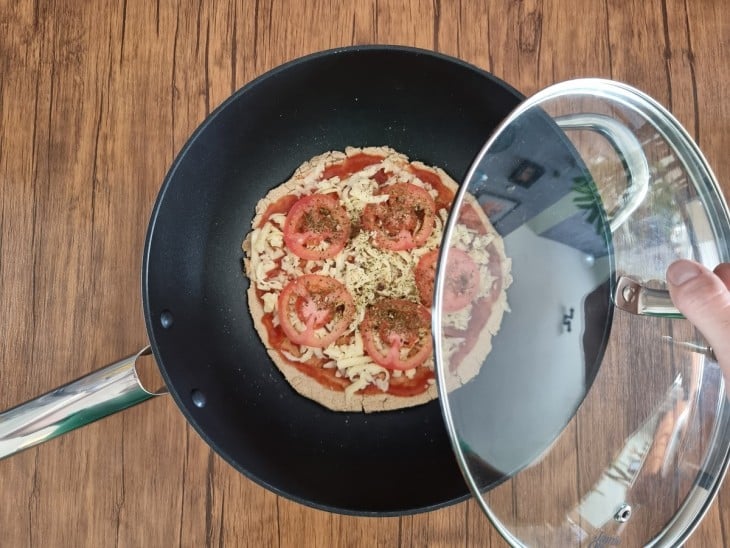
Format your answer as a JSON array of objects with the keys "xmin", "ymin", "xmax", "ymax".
[{"xmin": 141, "ymin": 44, "xmax": 524, "ymax": 516}]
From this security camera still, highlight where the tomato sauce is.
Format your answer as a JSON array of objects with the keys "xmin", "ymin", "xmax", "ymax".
[
  {"xmin": 386, "ymin": 369, "xmax": 435, "ymax": 397},
  {"xmin": 409, "ymin": 165, "xmax": 455, "ymax": 210},
  {"xmin": 321, "ymin": 153, "xmax": 384, "ymax": 180},
  {"xmin": 290, "ymin": 361, "xmax": 351, "ymax": 391},
  {"xmin": 257, "ymin": 194, "xmax": 299, "ymax": 228},
  {"xmin": 265, "ymin": 267, "xmax": 284, "ymax": 279},
  {"xmin": 458, "ymin": 204, "xmax": 489, "ymax": 235},
  {"xmin": 286, "ymin": 359, "xmax": 433, "ymax": 396},
  {"xmin": 261, "ymin": 313, "xmax": 286, "ymax": 348},
  {"xmin": 372, "ymin": 169, "xmax": 390, "ymax": 185}
]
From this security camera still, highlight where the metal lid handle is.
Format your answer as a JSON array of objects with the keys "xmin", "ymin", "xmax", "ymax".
[{"xmin": 0, "ymin": 346, "xmax": 165, "ymax": 460}]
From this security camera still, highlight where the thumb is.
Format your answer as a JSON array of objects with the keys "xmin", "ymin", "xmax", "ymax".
[{"xmin": 667, "ymin": 260, "xmax": 730, "ymax": 379}]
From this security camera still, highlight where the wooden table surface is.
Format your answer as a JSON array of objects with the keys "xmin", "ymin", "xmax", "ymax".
[{"xmin": 1, "ymin": 1, "xmax": 729, "ymax": 546}]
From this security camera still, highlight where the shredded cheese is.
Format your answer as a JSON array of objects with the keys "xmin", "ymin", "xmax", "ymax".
[
  {"xmin": 262, "ymin": 292, "xmax": 278, "ymax": 314},
  {"xmin": 246, "ymin": 147, "xmax": 498, "ymax": 397}
]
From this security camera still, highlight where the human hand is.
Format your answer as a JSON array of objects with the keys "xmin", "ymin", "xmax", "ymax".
[{"xmin": 666, "ymin": 260, "xmax": 730, "ymax": 392}]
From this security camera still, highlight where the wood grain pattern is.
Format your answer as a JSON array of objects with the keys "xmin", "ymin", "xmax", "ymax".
[{"xmin": 1, "ymin": 0, "xmax": 728, "ymax": 546}]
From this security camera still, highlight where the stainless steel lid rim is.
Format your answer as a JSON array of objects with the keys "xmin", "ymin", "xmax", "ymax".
[{"xmin": 435, "ymin": 77, "xmax": 730, "ymax": 547}]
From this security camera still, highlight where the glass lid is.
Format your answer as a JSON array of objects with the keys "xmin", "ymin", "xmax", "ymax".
[{"xmin": 434, "ymin": 79, "xmax": 730, "ymax": 547}]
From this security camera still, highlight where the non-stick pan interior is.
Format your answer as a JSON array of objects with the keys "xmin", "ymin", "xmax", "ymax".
[{"xmin": 143, "ymin": 46, "xmax": 523, "ymax": 514}]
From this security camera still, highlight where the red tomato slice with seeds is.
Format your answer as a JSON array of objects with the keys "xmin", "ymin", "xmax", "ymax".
[
  {"xmin": 361, "ymin": 183, "xmax": 436, "ymax": 251},
  {"xmin": 278, "ymin": 275, "xmax": 355, "ymax": 348},
  {"xmin": 283, "ymin": 194, "xmax": 351, "ymax": 260},
  {"xmin": 415, "ymin": 248, "xmax": 480, "ymax": 312},
  {"xmin": 360, "ymin": 298, "xmax": 433, "ymax": 370}
]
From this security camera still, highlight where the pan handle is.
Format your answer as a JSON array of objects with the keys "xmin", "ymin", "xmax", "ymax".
[
  {"xmin": 0, "ymin": 346, "xmax": 165, "ymax": 460},
  {"xmin": 555, "ymin": 113, "xmax": 682, "ymax": 319}
]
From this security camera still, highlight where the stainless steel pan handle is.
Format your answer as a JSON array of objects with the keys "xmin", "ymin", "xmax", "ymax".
[
  {"xmin": 555, "ymin": 113, "xmax": 681, "ymax": 318},
  {"xmin": 0, "ymin": 346, "xmax": 165, "ymax": 460}
]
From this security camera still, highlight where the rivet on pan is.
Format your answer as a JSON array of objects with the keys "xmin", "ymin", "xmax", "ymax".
[
  {"xmin": 160, "ymin": 310, "xmax": 174, "ymax": 329},
  {"xmin": 614, "ymin": 503, "xmax": 632, "ymax": 523},
  {"xmin": 191, "ymin": 389, "xmax": 207, "ymax": 408},
  {"xmin": 621, "ymin": 284, "xmax": 638, "ymax": 304}
]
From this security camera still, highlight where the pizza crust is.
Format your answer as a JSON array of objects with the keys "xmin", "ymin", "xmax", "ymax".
[{"xmin": 242, "ymin": 146, "xmax": 511, "ymax": 412}]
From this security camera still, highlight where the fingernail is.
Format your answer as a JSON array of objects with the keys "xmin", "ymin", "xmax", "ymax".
[{"xmin": 667, "ymin": 260, "xmax": 702, "ymax": 286}]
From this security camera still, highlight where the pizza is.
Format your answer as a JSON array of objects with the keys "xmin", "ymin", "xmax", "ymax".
[{"xmin": 242, "ymin": 146, "xmax": 512, "ymax": 412}]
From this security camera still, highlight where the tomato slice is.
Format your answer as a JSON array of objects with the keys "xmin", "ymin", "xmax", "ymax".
[
  {"xmin": 360, "ymin": 298, "xmax": 432, "ymax": 370},
  {"xmin": 278, "ymin": 275, "xmax": 355, "ymax": 348},
  {"xmin": 283, "ymin": 194, "xmax": 351, "ymax": 260},
  {"xmin": 415, "ymin": 248, "xmax": 480, "ymax": 312},
  {"xmin": 361, "ymin": 183, "xmax": 436, "ymax": 251},
  {"xmin": 414, "ymin": 250, "xmax": 439, "ymax": 307}
]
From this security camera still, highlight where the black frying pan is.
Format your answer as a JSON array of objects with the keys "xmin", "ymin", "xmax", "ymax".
[
  {"xmin": 0, "ymin": 45, "xmax": 524, "ymax": 515},
  {"xmin": 143, "ymin": 45, "xmax": 523, "ymax": 514}
]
